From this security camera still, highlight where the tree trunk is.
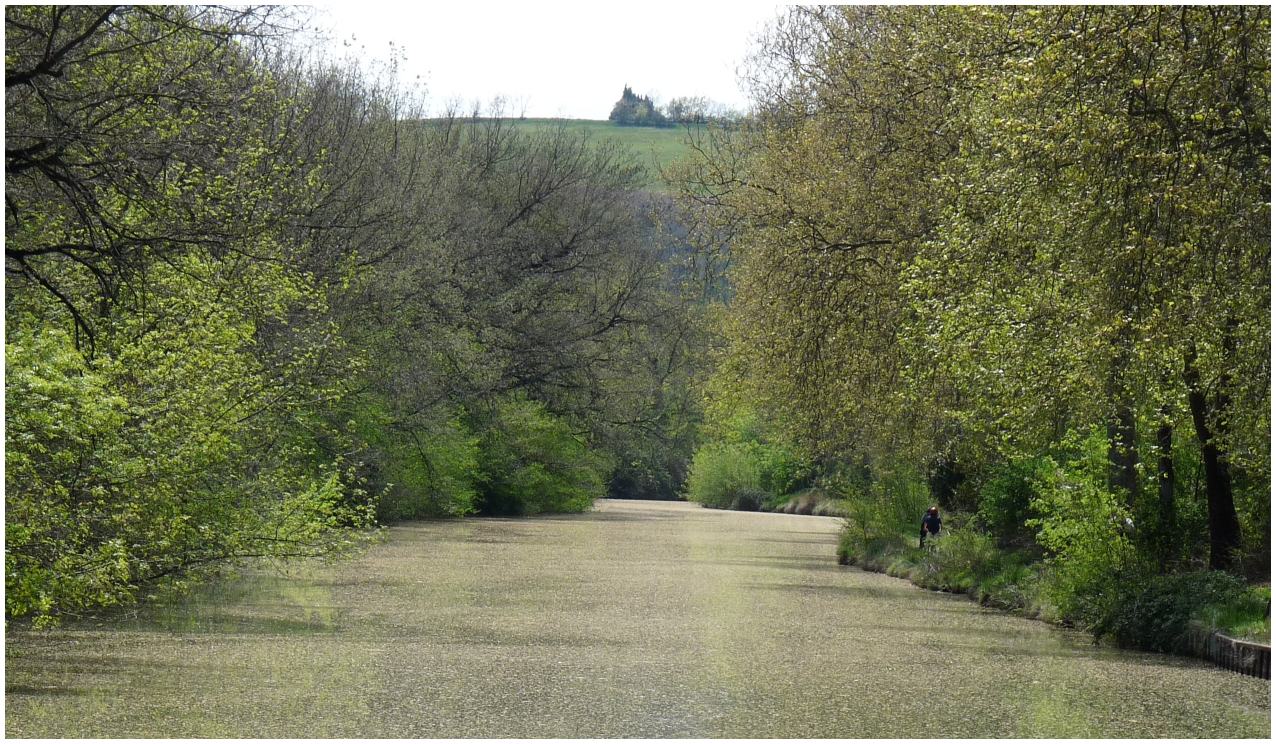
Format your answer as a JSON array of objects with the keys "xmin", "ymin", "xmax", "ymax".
[
  {"xmin": 1155, "ymin": 409, "xmax": 1176, "ymax": 571},
  {"xmin": 1184, "ymin": 341, "xmax": 1243, "ymax": 571},
  {"xmin": 1105, "ymin": 320, "xmax": 1140, "ymax": 507},
  {"xmin": 1107, "ymin": 403, "xmax": 1140, "ymax": 508}
]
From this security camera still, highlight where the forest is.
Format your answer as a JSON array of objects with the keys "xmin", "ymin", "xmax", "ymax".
[{"xmin": 5, "ymin": 5, "xmax": 1271, "ymax": 654}]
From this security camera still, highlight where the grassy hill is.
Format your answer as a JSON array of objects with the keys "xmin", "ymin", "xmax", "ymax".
[{"xmin": 503, "ymin": 118, "xmax": 702, "ymax": 192}]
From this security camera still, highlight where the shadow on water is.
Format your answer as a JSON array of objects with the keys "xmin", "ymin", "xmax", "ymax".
[
  {"xmin": 742, "ymin": 580, "xmax": 921, "ymax": 601},
  {"xmin": 697, "ymin": 557, "xmax": 847, "ymax": 574},
  {"xmin": 543, "ymin": 509, "xmax": 691, "ymax": 524},
  {"xmin": 6, "ymin": 651, "xmax": 217, "ymax": 699},
  {"xmin": 15, "ymin": 570, "xmax": 352, "ymax": 638},
  {"xmin": 929, "ymin": 636, "xmax": 1219, "ymax": 673},
  {"xmin": 749, "ymin": 536, "xmax": 837, "ymax": 546},
  {"xmin": 315, "ymin": 577, "xmax": 411, "ymax": 590},
  {"xmin": 5, "ymin": 685, "xmax": 91, "ymax": 698},
  {"xmin": 133, "ymin": 611, "xmax": 341, "ymax": 635}
]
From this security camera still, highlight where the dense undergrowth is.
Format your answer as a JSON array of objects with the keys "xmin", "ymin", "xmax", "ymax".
[{"xmin": 839, "ymin": 524, "xmax": 1270, "ymax": 651}]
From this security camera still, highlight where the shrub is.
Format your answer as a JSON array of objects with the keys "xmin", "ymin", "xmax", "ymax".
[
  {"xmin": 729, "ymin": 487, "xmax": 767, "ymax": 512},
  {"xmin": 1028, "ymin": 429, "xmax": 1136, "ymax": 626},
  {"xmin": 6, "ymin": 269, "xmax": 377, "ymax": 625},
  {"xmin": 685, "ymin": 442, "xmax": 764, "ymax": 509},
  {"xmin": 475, "ymin": 398, "xmax": 607, "ymax": 516},
  {"xmin": 368, "ymin": 412, "xmax": 481, "ymax": 522},
  {"xmin": 838, "ymin": 464, "xmax": 930, "ymax": 560},
  {"xmin": 812, "ymin": 497, "xmax": 852, "ymax": 518},
  {"xmin": 688, "ymin": 402, "xmax": 811, "ymax": 510},
  {"xmin": 1192, "ymin": 583, "xmax": 1270, "ymax": 643},
  {"xmin": 976, "ymin": 458, "xmax": 1049, "ymax": 549},
  {"xmin": 930, "ymin": 527, "xmax": 1002, "ymax": 592},
  {"xmin": 1092, "ymin": 571, "xmax": 1249, "ymax": 652}
]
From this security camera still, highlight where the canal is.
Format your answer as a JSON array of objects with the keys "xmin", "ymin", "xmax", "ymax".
[{"xmin": 5, "ymin": 499, "xmax": 1269, "ymax": 737}]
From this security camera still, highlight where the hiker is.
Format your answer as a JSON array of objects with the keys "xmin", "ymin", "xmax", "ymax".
[{"xmin": 920, "ymin": 506, "xmax": 942, "ymax": 548}]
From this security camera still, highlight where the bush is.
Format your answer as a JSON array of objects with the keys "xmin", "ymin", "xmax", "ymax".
[
  {"xmin": 6, "ymin": 268, "xmax": 377, "ymax": 625},
  {"xmin": 975, "ymin": 560, "xmax": 1042, "ymax": 612},
  {"xmin": 474, "ymin": 398, "xmax": 607, "ymax": 516},
  {"xmin": 685, "ymin": 442, "xmax": 764, "ymax": 509},
  {"xmin": 812, "ymin": 497, "xmax": 852, "ymax": 518},
  {"xmin": 729, "ymin": 487, "xmax": 767, "ymax": 512},
  {"xmin": 1192, "ymin": 583, "xmax": 1270, "ymax": 644},
  {"xmin": 976, "ymin": 458, "xmax": 1049, "ymax": 549},
  {"xmin": 930, "ymin": 528, "xmax": 1002, "ymax": 592},
  {"xmin": 1028, "ymin": 429, "xmax": 1136, "ymax": 626},
  {"xmin": 838, "ymin": 530, "xmax": 905, "ymax": 572},
  {"xmin": 1092, "ymin": 571, "xmax": 1249, "ymax": 653},
  {"xmin": 365, "ymin": 410, "xmax": 481, "ymax": 522},
  {"xmin": 837, "ymin": 464, "xmax": 930, "ymax": 560},
  {"xmin": 687, "ymin": 402, "xmax": 811, "ymax": 510},
  {"xmin": 684, "ymin": 437, "xmax": 805, "ymax": 510}
]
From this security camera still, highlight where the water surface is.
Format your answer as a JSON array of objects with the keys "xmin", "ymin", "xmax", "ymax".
[{"xmin": 6, "ymin": 500, "xmax": 1269, "ymax": 737}]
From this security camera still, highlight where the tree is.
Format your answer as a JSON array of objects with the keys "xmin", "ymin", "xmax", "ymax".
[
  {"xmin": 664, "ymin": 95, "xmax": 740, "ymax": 124},
  {"xmin": 5, "ymin": 6, "xmax": 377, "ymax": 624},
  {"xmin": 609, "ymin": 85, "xmax": 669, "ymax": 127},
  {"xmin": 918, "ymin": 6, "xmax": 1268, "ymax": 569}
]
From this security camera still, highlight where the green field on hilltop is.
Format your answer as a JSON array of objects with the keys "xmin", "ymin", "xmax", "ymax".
[{"xmin": 505, "ymin": 118, "xmax": 703, "ymax": 191}]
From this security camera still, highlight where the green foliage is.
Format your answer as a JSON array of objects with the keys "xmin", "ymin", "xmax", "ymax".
[
  {"xmin": 929, "ymin": 528, "xmax": 1003, "ymax": 593},
  {"xmin": 474, "ymin": 399, "xmax": 608, "ymax": 516},
  {"xmin": 976, "ymin": 458, "xmax": 1050, "ymax": 549},
  {"xmin": 328, "ymin": 111, "xmax": 699, "ymax": 514},
  {"xmin": 351, "ymin": 401, "xmax": 481, "ymax": 521},
  {"xmin": 684, "ymin": 442, "xmax": 765, "ymax": 510},
  {"xmin": 973, "ymin": 560, "xmax": 1043, "ymax": 613},
  {"xmin": 876, "ymin": 525, "xmax": 1043, "ymax": 614},
  {"xmin": 6, "ymin": 265, "xmax": 376, "ymax": 625},
  {"xmin": 684, "ymin": 404, "xmax": 808, "ymax": 510},
  {"xmin": 675, "ymin": 4, "xmax": 1270, "ymax": 583},
  {"xmin": 1091, "ymin": 571, "xmax": 1251, "ymax": 653},
  {"xmin": 1028, "ymin": 430, "xmax": 1137, "ymax": 625},
  {"xmin": 8, "ymin": 2, "xmax": 703, "ymax": 627},
  {"xmin": 837, "ymin": 464, "xmax": 931, "ymax": 557},
  {"xmin": 1195, "ymin": 585, "xmax": 1271, "ymax": 643},
  {"xmin": 4, "ymin": 7, "xmax": 382, "ymax": 623},
  {"xmin": 609, "ymin": 86, "xmax": 670, "ymax": 128}
]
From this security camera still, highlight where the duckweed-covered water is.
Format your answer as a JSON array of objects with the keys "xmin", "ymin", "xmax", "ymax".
[{"xmin": 5, "ymin": 500, "xmax": 1269, "ymax": 737}]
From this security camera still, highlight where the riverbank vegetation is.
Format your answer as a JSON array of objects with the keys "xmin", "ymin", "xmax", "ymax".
[
  {"xmin": 5, "ymin": 7, "xmax": 707, "ymax": 625},
  {"xmin": 673, "ymin": 6, "xmax": 1269, "ymax": 652}
]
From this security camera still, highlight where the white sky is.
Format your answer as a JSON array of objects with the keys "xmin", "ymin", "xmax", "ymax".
[{"xmin": 304, "ymin": 3, "xmax": 785, "ymax": 119}]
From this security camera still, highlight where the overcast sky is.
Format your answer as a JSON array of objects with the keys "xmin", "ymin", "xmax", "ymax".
[{"xmin": 305, "ymin": 3, "xmax": 784, "ymax": 119}]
